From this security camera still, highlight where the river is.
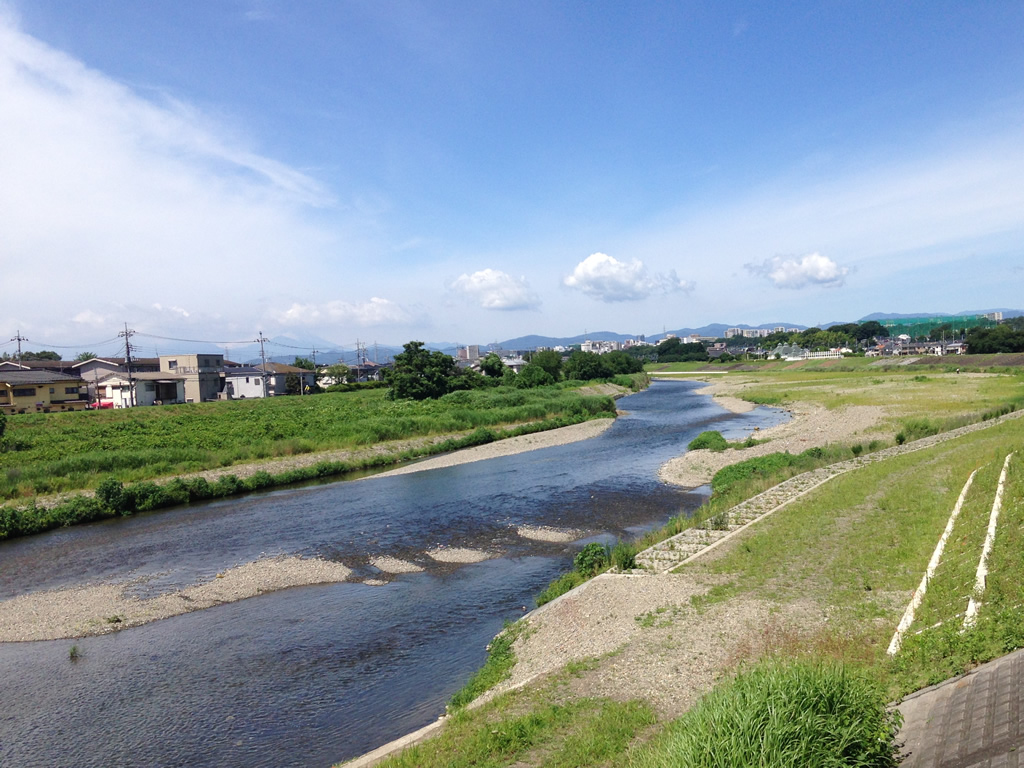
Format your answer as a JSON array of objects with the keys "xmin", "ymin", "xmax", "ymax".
[{"xmin": 0, "ymin": 380, "xmax": 786, "ymax": 767}]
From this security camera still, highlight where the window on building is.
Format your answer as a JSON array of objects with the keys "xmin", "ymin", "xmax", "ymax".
[
  {"xmin": 12, "ymin": 388, "xmax": 36, "ymax": 397},
  {"xmin": 49, "ymin": 387, "xmax": 55, "ymax": 394},
  {"xmin": 168, "ymin": 360, "xmax": 178, "ymax": 370},
  {"xmin": 144, "ymin": 383, "xmax": 155, "ymax": 392},
  {"xmin": 65, "ymin": 387, "xmax": 79, "ymax": 394}
]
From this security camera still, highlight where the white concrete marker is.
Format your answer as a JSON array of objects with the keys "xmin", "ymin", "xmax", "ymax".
[
  {"xmin": 887, "ymin": 469, "xmax": 979, "ymax": 656},
  {"xmin": 963, "ymin": 453, "xmax": 1015, "ymax": 630}
]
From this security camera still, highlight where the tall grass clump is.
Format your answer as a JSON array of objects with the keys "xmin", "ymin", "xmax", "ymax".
[{"xmin": 633, "ymin": 659, "xmax": 901, "ymax": 768}]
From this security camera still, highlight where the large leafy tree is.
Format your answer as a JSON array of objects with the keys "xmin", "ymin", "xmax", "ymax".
[
  {"xmin": 529, "ymin": 349, "xmax": 564, "ymax": 381},
  {"xmin": 293, "ymin": 356, "xmax": 315, "ymax": 370},
  {"xmin": 74, "ymin": 352, "xmax": 98, "ymax": 362},
  {"xmin": 386, "ymin": 341, "xmax": 459, "ymax": 400},
  {"xmin": 966, "ymin": 325, "xmax": 1024, "ymax": 353},
  {"xmin": 514, "ymin": 363, "xmax": 555, "ymax": 388},
  {"xmin": 656, "ymin": 338, "xmax": 708, "ymax": 362},
  {"xmin": 563, "ymin": 351, "xmax": 613, "ymax": 381},
  {"xmin": 479, "ymin": 353, "xmax": 506, "ymax": 378},
  {"xmin": 602, "ymin": 350, "xmax": 644, "ymax": 374}
]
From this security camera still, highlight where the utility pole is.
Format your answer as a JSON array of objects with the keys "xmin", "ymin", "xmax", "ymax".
[
  {"xmin": 307, "ymin": 348, "xmax": 319, "ymax": 395},
  {"xmin": 9, "ymin": 330, "xmax": 25, "ymax": 368},
  {"xmin": 257, "ymin": 332, "xmax": 269, "ymax": 398},
  {"xmin": 119, "ymin": 323, "xmax": 136, "ymax": 407}
]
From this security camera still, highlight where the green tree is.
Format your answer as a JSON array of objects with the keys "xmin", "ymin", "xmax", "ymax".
[
  {"xmin": 529, "ymin": 349, "xmax": 564, "ymax": 381},
  {"xmin": 74, "ymin": 352, "xmax": 98, "ymax": 362},
  {"xmin": 0, "ymin": 410, "xmax": 6, "ymax": 442},
  {"xmin": 563, "ymin": 351, "xmax": 613, "ymax": 381},
  {"xmin": 479, "ymin": 353, "xmax": 506, "ymax": 378},
  {"xmin": 602, "ymin": 350, "xmax": 643, "ymax": 374},
  {"xmin": 386, "ymin": 341, "xmax": 459, "ymax": 400},
  {"xmin": 656, "ymin": 338, "xmax": 708, "ymax": 362},
  {"xmin": 22, "ymin": 351, "xmax": 61, "ymax": 361},
  {"xmin": 293, "ymin": 356, "xmax": 315, "ymax": 370},
  {"xmin": 323, "ymin": 363, "xmax": 350, "ymax": 385},
  {"xmin": 514, "ymin": 363, "xmax": 555, "ymax": 388},
  {"xmin": 285, "ymin": 372, "xmax": 301, "ymax": 395}
]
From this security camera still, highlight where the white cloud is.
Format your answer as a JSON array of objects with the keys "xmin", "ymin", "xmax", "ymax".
[
  {"xmin": 745, "ymin": 252, "xmax": 850, "ymax": 289},
  {"xmin": 563, "ymin": 253, "xmax": 690, "ymax": 302},
  {"xmin": 0, "ymin": 12, "xmax": 349, "ymax": 343},
  {"xmin": 449, "ymin": 269, "xmax": 540, "ymax": 310},
  {"xmin": 273, "ymin": 297, "xmax": 412, "ymax": 327}
]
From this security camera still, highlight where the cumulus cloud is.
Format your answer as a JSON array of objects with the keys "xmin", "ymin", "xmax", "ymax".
[
  {"xmin": 745, "ymin": 252, "xmax": 850, "ymax": 289},
  {"xmin": 563, "ymin": 253, "xmax": 690, "ymax": 302},
  {"xmin": 273, "ymin": 297, "xmax": 412, "ymax": 327},
  {"xmin": 449, "ymin": 268, "xmax": 540, "ymax": 310}
]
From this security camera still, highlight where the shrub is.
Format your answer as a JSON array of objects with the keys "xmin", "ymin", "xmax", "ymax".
[
  {"xmin": 636, "ymin": 659, "xmax": 902, "ymax": 767},
  {"xmin": 688, "ymin": 431, "xmax": 729, "ymax": 452},
  {"xmin": 851, "ymin": 443, "xmax": 864, "ymax": 456},
  {"xmin": 574, "ymin": 542, "xmax": 609, "ymax": 577},
  {"xmin": 95, "ymin": 477, "xmax": 128, "ymax": 513}
]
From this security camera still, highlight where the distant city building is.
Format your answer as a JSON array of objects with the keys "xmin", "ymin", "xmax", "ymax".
[
  {"xmin": 580, "ymin": 339, "xmax": 623, "ymax": 354},
  {"xmin": 457, "ymin": 345, "xmax": 481, "ymax": 361}
]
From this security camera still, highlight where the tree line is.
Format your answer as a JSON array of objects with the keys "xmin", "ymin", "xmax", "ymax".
[{"xmin": 385, "ymin": 342, "xmax": 643, "ymax": 401}]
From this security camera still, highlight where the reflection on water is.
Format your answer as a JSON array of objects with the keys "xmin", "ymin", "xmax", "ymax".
[{"xmin": 0, "ymin": 380, "xmax": 786, "ymax": 767}]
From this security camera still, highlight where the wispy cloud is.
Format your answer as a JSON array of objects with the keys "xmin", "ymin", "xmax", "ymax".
[
  {"xmin": 745, "ymin": 252, "xmax": 851, "ymax": 289},
  {"xmin": 564, "ymin": 253, "xmax": 690, "ymax": 303},
  {"xmin": 449, "ymin": 269, "xmax": 540, "ymax": 310},
  {"xmin": 0, "ymin": 12, "xmax": 348, "ymax": 342}
]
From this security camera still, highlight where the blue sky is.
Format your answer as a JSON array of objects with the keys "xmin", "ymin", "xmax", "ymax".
[{"xmin": 2, "ymin": 1, "xmax": 1023, "ymax": 355}]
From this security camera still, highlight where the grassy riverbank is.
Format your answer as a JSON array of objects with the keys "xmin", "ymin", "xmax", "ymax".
[
  {"xmin": 0, "ymin": 384, "xmax": 618, "ymax": 502},
  {"xmin": 355, "ymin": 362, "xmax": 1024, "ymax": 767}
]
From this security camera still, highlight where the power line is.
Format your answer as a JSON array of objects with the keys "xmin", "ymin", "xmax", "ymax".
[{"xmin": 134, "ymin": 332, "xmax": 257, "ymax": 345}]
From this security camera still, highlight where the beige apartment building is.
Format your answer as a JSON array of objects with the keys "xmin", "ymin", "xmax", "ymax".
[{"xmin": 159, "ymin": 353, "xmax": 224, "ymax": 403}]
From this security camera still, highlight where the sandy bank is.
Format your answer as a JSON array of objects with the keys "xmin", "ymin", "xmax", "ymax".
[
  {"xmin": 371, "ymin": 418, "xmax": 615, "ymax": 478},
  {"xmin": 659, "ymin": 379, "xmax": 889, "ymax": 488},
  {"xmin": 0, "ymin": 556, "xmax": 352, "ymax": 642}
]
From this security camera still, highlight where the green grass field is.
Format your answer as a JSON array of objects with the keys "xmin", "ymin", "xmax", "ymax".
[{"xmin": 0, "ymin": 385, "xmax": 616, "ymax": 500}]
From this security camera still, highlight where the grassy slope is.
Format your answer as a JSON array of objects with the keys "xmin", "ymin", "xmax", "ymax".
[{"xmin": 362, "ymin": 363, "xmax": 1024, "ymax": 767}]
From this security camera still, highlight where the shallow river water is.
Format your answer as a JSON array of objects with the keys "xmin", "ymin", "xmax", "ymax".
[{"xmin": 0, "ymin": 380, "xmax": 786, "ymax": 767}]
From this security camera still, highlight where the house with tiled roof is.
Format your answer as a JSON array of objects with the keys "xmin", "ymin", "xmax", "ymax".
[{"xmin": 0, "ymin": 370, "xmax": 90, "ymax": 414}]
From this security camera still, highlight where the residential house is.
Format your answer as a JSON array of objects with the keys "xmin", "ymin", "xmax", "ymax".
[
  {"xmin": 159, "ymin": 353, "xmax": 224, "ymax": 403},
  {"xmin": 72, "ymin": 357, "xmax": 160, "ymax": 401},
  {"xmin": 223, "ymin": 363, "xmax": 315, "ymax": 398},
  {"xmin": 0, "ymin": 370, "xmax": 90, "ymax": 414},
  {"xmin": 98, "ymin": 372, "xmax": 186, "ymax": 408}
]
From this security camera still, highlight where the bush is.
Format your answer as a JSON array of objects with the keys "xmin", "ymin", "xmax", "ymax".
[
  {"xmin": 636, "ymin": 659, "xmax": 901, "ymax": 767},
  {"xmin": 574, "ymin": 542, "xmax": 609, "ymax": 577},
  {"xmin": 95, "ymin": 477, "xmax": 128, "ymax": 513},
  {"xmin": 688, "ymin": 431, "xmax": 729, "ymax": 452}
]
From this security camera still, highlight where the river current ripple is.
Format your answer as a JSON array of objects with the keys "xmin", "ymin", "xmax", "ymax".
[{"xmin": 0, "ymin": 380, "xmax": 786, "ymax": 768}]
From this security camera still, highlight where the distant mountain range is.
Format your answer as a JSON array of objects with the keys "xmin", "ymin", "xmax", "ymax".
[{"xmin": 135, "ymin": 308, "xmax": 1023, "ymax": 364}]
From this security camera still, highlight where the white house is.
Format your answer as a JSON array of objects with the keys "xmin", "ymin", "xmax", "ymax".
[{"xmin": 99, "ymin": 372, "xmax": 186, "ymax": 407}]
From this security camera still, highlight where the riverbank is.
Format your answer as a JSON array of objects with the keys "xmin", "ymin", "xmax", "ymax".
[
  {"xmin": 0, "ymin": 418, "xmax": 615, "ymax": 642},
  {"xmin": 658, "ymin": 378, "xmax": 890, "ymax": 488}
]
